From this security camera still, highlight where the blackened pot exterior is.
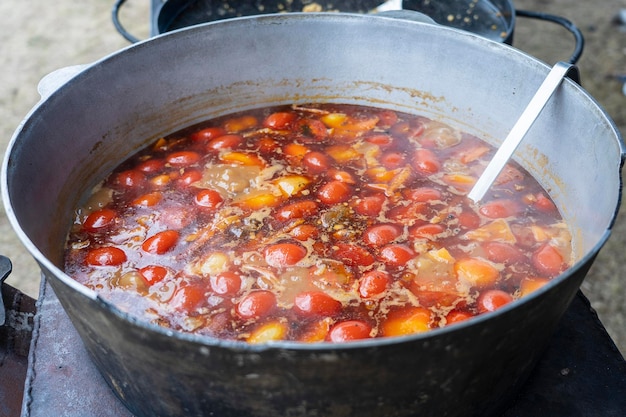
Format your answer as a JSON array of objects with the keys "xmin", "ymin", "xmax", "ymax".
[{"xmin": 3, "ymin": 13, "xmax": 623, "ymax": 417}]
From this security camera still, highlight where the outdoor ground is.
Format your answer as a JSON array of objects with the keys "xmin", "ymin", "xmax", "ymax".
[{"xmin": 1, "ymin": 0, "xmax": 625, "ymax": 354}]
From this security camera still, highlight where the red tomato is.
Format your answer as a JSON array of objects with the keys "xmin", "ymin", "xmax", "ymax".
[
  {"xmin": 404, "ymin": 187, "xmax": 442, "ymax": 203},
  {"xmin": 378, "ymin": 244, "xmax": 415, "ymax": 267},
  {"xmin": 458, "ymin": 210, "xmax": 481, "ymax": 229},
  {"xmin": 294, "ymin": 118, "xmax": 328, "ymax": 140},
  {"xmin": 290, "ymin": 224, "xmax": 319, "ymax": 241},
  {"xmin": 194, "ymin": 189, "xmax": 223, "ymax": 210},
  {"xmin": 264, "ymin": 242, "xmax": 307, "ymax": 268},
  {"xmin": 363, "ymin": 224, "xmax": 402, "ymax": 247},
  {"xmin": 142, "ymin": 230, "xmax": 179, "ymax": 254},
  {"xmin": 114, "ymin": 169, "xmax": 146, "ymax": 190},
  {"xmin": 352, "ymin": 193, "xmax": 386, "ymax": 216},
  {"xmin": 210, "ymin": 272, "xmax": 241, "ymax": 295},
  {"xmin": 263, "ymin": 112, "xmax": 297, "ymax": 129},
  {"xmin": 167, "ymin": 151, "xmax": 201, "ymax": 167},
  {"xmin": 83, "ymin": 208, "xmax": 117, "ymax": 233},
  {"xmin": 387, "ymin": 202, "xmax": 427, "ymax": 221},
  {"xmin": 532, "ymin": 243, "xmax": 566, "ymax": 277},
  {"xmin": 380, "ymin": 152, "xmax": 406, "ymax": 169},
  {"xmin": 409, "ymin": 223, "xmax": 445, "ymax": 240},
  {"xmin": 412, "ymin": 149, "xmax": 441, "ymax": 176},
  {"xmin": 328, "ymin": 320, "xmax": 372, "ymax": 342},
  {"xmin": 477, "ymin": 289, "xmax": 514, "ymax": 313},
  {"xmin": 534, "ymin": 193, "xmax": 557, "ymax": 213},
  {"xmin": 482, "ymin": 241, "xmax": 526, "ymax": 264},
  {"xmin": 302, "ymin": 151, "xmax": 332, "ymax": 174},
  {"xmin": 358, "ymin": 271, "xmax": 391, "ymax": 298},
  {"xmin": 275, "ymin": 200, "xmax": 318, "ymax": 221},
  {"xmin": 190, "ymin": 126, "xmax": 227, "ymax": 142},
  {"xmin": 334, "ymin": 243, "xmax": 375, "ymax": 267},
  {"xmin": 479, "ymin": 199, "xmax": 521, "ymax": 219},
  {"xmin": 376, "ymin": 110, "xmax": 398, "ymax": 128},
  {"xmin": 256, "ymin": 136, "xmax": 279, "ymax": 154},
  {"xmin": 446, "ymin": 310, "xmax": 474, "ymax": 325},
  {"xmin": 136, "ymin": 158, "xmax": 165, "ymax": 174},
  {"xmin": 365, "ymin": 133, "xmax": 394, "ymax": 148},
  {"xmin": 177, "ymin": 169, "xmax": 202, "ymax": 187},
  {"xmin": 171, "ymin": 283, "xmax": 206, "ymax": 311},
  {"xmin": 236, "ymin": 291, "xmax": 276, "ymax": 319},
  {"xmin": 317, "ymin": 180, "xmax": 352, "ymax": 205},
  {"xmin": 139, "ymin": 265, "xmax": 168, "ymax": 285},
  {"xmin": 207, "ymin": 134, "xmax": 243, "ymax": 151},
  {"xmin": 85, "ymin": 247, "xmax": 126, "ymax": 266},
  {"xmin": 294, "ymin": 291, "xmax": 341, "ymax": 316}
]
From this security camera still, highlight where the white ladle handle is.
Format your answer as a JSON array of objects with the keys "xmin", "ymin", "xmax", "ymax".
[{"xmin": 468, "ymin": 61, "xmax": 576, "ymax": 203}]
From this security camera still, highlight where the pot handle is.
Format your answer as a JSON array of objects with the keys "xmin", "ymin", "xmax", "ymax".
[
  {"xmin": 112, "ymin": 0, "xmax": 141, "ymax": 43},
  {"xmin": 515, "ymin": 9, "xmax": 585, "ymax": 65},
  {"xmin": 0, "ymin": 255, "xmax": 13, "ymax": 326}
]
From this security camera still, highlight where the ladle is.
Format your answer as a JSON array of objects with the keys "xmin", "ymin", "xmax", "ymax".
[{"xmin": 468, "ymin": 61, "xmax": 577, "ymax": 203}]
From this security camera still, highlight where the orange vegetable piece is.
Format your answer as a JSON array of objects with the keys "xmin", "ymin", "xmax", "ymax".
[
  {"xmin": 381, "ymin": 306, "xmax": 432, "ymax": 337},
  {"xmin": 455, "ymin": 257, "xmax": 500, "ymax": 287}
]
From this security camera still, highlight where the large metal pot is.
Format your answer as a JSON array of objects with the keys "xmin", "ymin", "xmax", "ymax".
[{"xmin": 2, "ymin": 13, "xmax": 623, "ymax": 417}]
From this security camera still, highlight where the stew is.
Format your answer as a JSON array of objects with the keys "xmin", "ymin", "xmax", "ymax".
[{"xmin": 64, "ymin": 103, "xmax": 572, "ymax": 343}]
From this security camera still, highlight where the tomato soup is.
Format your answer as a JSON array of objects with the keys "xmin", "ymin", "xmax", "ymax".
[{"xmin": 64, "ymin": 103, "xmax": 572, "ymax": 343}]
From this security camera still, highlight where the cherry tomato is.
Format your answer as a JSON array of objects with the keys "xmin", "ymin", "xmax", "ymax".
[
  {"xmin": 83, "ymin": 208, "xmax": 117, "ymax": 233},
  {"xmin": 363, "ymin": 224, "xmax": 402, "ymax": 247},
  {"xmin": 477, "ymin": 289, "xmax": 514, "ymax": 313},
  {"xmin": 328, "ymin": 320, "xmax": 372, "ymax": 342},
  {"xmin": 176, "ymin": 169, "xmax": 202, "ymax": 187},
  {"xmin": 482, "ymin": 241, "xmax": 526, "ymax": 264},
  {"xmin": 409, "ymin": 223, "xmax": 445, "ymax": 240},
  {"xmin": 171, "ymin": 282, "xmax": 206, "ymax": 311},
  {"xmin": 194, "ymin": 189, "xmax": 223, "ymax": 210},
  {"xmin": 207, "ymin": 134, "xmax": 243, "ymax": 151},
  {"xmin": 236, "ymin": 291, "xmax": 276, "ymax": 319},
  {"xmin": 317, "ymin": 180, "xmax": 352, "ymax": 205},
  {"xmin": 378, "ymin": 244, "xmax": 415, "ymax": 267},
  {"xmin": 404, "ymin": 187, "xmax": 442, "ymax": 203},
  {"xmin": 290, "ymin": 224, "xmax": 319, "ymax": 241},
  {"xmin": 142, "ymin": 230, "xmax": 179, "ymax": 254},
  {"xmin": 380, "ymin": 152, "xmax": 406, "ymax": 169},
  {"xmin": 533, "ymin": 193, "xmax": 557, "ymax": 213},
  {"xmin": 114, "ymin": 169, "xmax": 146, "ymax": 190},
  {"xmin": 376, "ymin": 110, "xmax": 398, "ymax": 128},
  {"xmin": 365, "ymin": 133, "xmax": 394, "ymax": 148},
  {"xmin": 136, "ymin": 158, "xmax": 165, "ymax": 174},
  {"xmin": 190, "ymin": 126, "xmax": 227, "ymax": 142},
  {"xmin": 352, "ymin": 193, "xmax": 386, "ymax": 216},
  {"xmin": 334, "ymin": 243, "xmax": 375, "ymax": 267},
  {"xmin": 85, "ymin": 247, "xmax": 127, "ymax": 266},
  {"xmin": 294, "ymin": 291, "xmax": 341, "ymax": 316},
  {"xmin": 264, "ymin": 242, "xmax": 307, "ymax": 268},
  {"xmin": 166, "ymin": 151, "xmax": 201, "ymax": 167},
  {"xmin": 139, "ymin": 265, "xmax": 168, "ymax": 285},
  {"xmin": 446, "ymin": 310, "xmax": 474, "ymax": 325},
  {"xmin": 457, "ymin": 210, "xmax": 481, "ymax": 229},
  {"xmin": 358, "ymin": 271, "xmax": 391, "ymax": 298},
  {"xmin": 302, "ymin": 151, "xmax": 332, "ymax": 174},
  {"xmin": 256, "ymin": 136, "xmax": 279, "ymax": 154},
  {"xmin": 210, "ymin": 271, "xmax": 241, "ymax": 295},
  {"xmin": 263, "ymin": 112, "xmax": 297, "ymax": 129},
  {"xmin": 479, "ymin": 199, "xmax": 521, "ymax": 219},
  {"xmin": 412, "ymin": 149, "xmax": 441, "ymax": 176},
  {"xmin": 532, "ymin": 243, "xmax": 566, "ymax": 277},
  {"xmin": 275, "ymin": 200, "xmax": 318, "ymax": 221},
  {"xmin": 293, "ymin": 118, "xmax": 327, "ymax": 140}
]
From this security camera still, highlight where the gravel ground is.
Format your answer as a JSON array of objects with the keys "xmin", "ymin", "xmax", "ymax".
[{"xmin": 1, "ymin": 0, "xmax": 625, "ymax": 354}]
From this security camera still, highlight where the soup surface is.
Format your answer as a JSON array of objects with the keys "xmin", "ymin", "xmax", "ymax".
[{"xmin": 64, "ymin": 103, "xmax": 572, "ymax": 343}]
